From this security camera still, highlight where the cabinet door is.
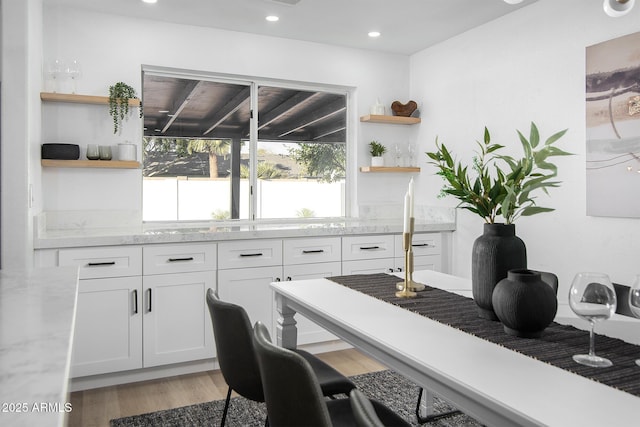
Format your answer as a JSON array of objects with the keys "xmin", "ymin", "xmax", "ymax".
[
  {"xmin": 342, "ymin": 235, "xmax": 395, "ymax": 261},
  {"xmin": 283, "ymin": 262, "xmax": 341, "ymax": 345},
  {"xmin": 142, "ymin": 271, "xmax": 216, "ymax": 367},
  {"xmin": 341, "ymin": 258, "xmax": 395, "ymax": 275},
  {"xmin": 71, "ymin": 276, "xmax": 142, "ymax": 377},
  {"xmin": 217, "ymin": 266, "xmax": 282, "ymax": 335}
]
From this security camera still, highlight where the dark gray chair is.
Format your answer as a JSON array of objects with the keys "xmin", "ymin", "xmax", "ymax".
[
  {"xmin": 206, "ymin": 289, "xmax": 356, "ymax": 427},
  {"xmin": 253, "ymin": 321, "xmax": 410, "ymax": 427},
  {"xmin": 349, "ymin": 388, "xmax": 386, "ymax": 427}
]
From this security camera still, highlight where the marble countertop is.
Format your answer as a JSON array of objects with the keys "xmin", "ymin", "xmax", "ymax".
[
  {"xmin": 34, "ymin": 217, "xmax": 456, "ymax": 249},
  {"xmin": 0, "ymin": 267, "xmax": 78, "ymax": 427}
]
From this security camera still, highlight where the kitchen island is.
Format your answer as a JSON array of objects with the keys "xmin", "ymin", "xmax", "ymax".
[{"xmin": 0, "ymin": 267, "xmax": 78, "ymax": 427}]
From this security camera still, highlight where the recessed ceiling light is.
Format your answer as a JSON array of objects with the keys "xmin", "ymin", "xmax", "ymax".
[
  {"xmin": 266, "ymin": 15, "xmax": 279, "ymax": 22},
  {"xmin": 368, "ymin": 31, "xmax": 381, "ymax": 38},
  {"xmin": 142, "ymin": 0, "xmax": 158, "ymax": 4},
  {"xmin": 158, "ymin": 110, "xmax": 169, "ymax": 114}
]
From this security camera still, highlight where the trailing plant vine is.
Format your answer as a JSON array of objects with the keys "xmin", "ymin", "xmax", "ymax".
[{"xmin": 109, "ymin": 82, "xmax": 141, "ymax": 134}]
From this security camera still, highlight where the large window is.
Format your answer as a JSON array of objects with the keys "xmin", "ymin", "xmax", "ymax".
[{"xmin": 141, "ymin": 68, "xmax": 349, "ymax": 222}]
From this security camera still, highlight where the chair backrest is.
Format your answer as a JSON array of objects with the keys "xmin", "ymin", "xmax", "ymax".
[
  {"xmin": 349, "ymin": 389, "xmax": 385, "ymax": 427},
  {"xmin": 253, "ymin": 321, "xmax": 332, "ymax": 427},
  {"xmin": 205, "ymin": 288, "xmax": 264, "ymax": 402}
]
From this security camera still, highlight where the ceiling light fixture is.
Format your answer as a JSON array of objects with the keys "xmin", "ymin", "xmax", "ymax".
[
  {"xmin": 603, "ymin": 0, "xmax": 635, "ymax": 16},
  {"xmin": 503, "ymin": 0, "xmax": 524, "ymax": 4},
  {"xmin": 142, "ymin": 0, "xmax": 158, "ymax": 4},
  {"xmin": 368, "ymin": 31, "xmax": 381, "ymax": 38},
  {"xmin": 266, "ymin": 15, "xmax": 279, "ymax": 22}
]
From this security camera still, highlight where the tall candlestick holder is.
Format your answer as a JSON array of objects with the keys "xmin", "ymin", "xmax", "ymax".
[{"xmin": 395, "ymin": 217, "xmax": 425, "ymax": 298}]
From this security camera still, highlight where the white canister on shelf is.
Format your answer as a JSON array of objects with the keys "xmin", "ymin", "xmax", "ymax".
[{"xmin": 118, "ymin": 143, "xmax": 136, "ymax": 161}]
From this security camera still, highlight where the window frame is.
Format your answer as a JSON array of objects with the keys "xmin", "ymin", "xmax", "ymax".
[{"xmin": 141, "ymin": 65, "xmax": 355, "ymax": 223}]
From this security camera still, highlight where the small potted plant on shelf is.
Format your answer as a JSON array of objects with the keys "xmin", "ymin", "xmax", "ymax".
[
  {"xmin": 369, "ymin": 140, "xmax": 386, "ymax": 166},
  {"xmin": 108, "ymin": 82, "xmax": 142, "ymax": 134}
]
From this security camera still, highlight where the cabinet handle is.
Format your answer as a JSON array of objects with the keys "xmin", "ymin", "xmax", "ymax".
[
  {"xmin": 240, "ymin": 253, "xmax": 263, "ymax": 257},
  {"xmin": 359, "ymin": 246, "xmax": 380, "ymax": 250},
  {"xmin": 275, "ymin": 277, "xmax": 281, "ymax": 282},
  {"xmin": 168, "ymin": 257, "xmax": 194, "ymax": 262},
  {"xmin": 133, "ymin": 289, "xmax": 138, "ymax": 314},
  {"xmin": 147, "ymin": 288, "xmax": 152, "ymax": 312},
  {"xmin": 388, "ymin": 268, "xmax": 394, "ymax": 273},
  {"xmin": 302, "ymin": 249, "xmax": 324, "ymax": 254},
  {"xmin": 396, "ymin": 267, "xmax": 403, "ymax": 272},
  {"xmin": 412, "ymin": 243, "xmax": 431, "ymax": 247},
  {"xmin": 286, "ymin": 276, "xmax": 292, "ymax": 281},
  {"xmin": 86, "ymin": 261, "xmax": 116, "ymax": 267}
]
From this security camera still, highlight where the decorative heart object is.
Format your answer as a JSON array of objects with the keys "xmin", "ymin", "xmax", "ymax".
[{"xmin": 391, "ymin": 100, "xmax": 418, "ymax": 117}]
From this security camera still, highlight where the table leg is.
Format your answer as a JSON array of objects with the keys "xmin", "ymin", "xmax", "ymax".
[
  {"xmin": 416, "ymin": 388, "xmax": 461, "ymax": 423},
  {"xmin": 275, "ymin": 293, "xmax": 298, "ymax": 349}
]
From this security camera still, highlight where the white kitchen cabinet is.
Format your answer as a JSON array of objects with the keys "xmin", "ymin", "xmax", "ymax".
[
  {"xmin": 71, "ymin": 276, "xmax": 142, "ymax": 377},
  {"xmin": 60, "ymin": 246, "xmax": 144, "ymax": 378},
  {"xmin": 394, "ymin": 232, "xmax": 442, "ymax": 272},
  {"xmin": 218, "ymin": 265, "xmax": 282, "ymax": 330},
  {"xmin": 342, "ymin": 234, "xmax": 396, "ymax": 275},
  {"xmin": 142, "ymin": 271, "xmax": 215, "ymax": 367}
]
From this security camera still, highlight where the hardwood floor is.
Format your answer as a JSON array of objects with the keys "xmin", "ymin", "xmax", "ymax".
[{"xmin": 67, "ymin": 348, "xmax": 385, "ymax": 427}]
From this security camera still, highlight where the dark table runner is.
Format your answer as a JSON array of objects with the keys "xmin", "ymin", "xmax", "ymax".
[{"xmin": 328, "ymin": 273, "xmax": 640, "ymax": 398}]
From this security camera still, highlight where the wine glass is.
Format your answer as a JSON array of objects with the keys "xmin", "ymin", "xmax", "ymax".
[
  {"xmin": 628, "ymin": 274, "xmax": 640, "ymax": 366},
  {"xmin": 66, "ymin": 60, "xmax": 81, "ymax": 93},
  {"xmin": 568, "ymin": 272, "xmax": 617, "ymax": 367},
  {"xmin": 46, "ymin": 59, "xmax": 65, "ymax": 93},
  {"xmin": 394, "ymin": 143, "xmax": 402, "ymax": 167}
]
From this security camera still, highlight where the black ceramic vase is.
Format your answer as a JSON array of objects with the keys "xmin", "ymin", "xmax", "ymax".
[
  {"xmin": 471, "ymin": 223, "xmax": 526, "ymax": 320},
  {"xmin": 492, "ymin": 269, "xmax": 558, "ymax": 338}
]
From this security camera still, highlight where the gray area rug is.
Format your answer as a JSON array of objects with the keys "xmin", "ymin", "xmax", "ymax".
[{"xmin": 110, "ymin": 370, "xmax": 481, "ymax": 426}]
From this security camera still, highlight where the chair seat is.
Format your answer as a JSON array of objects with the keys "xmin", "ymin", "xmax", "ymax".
[
  {"xmin": 294, "ymin": 349, "xmax": 356, "ymax": 396},
  {"xmin": 326, "ymin": 397, "xmax": 411, "ymax": 427}
]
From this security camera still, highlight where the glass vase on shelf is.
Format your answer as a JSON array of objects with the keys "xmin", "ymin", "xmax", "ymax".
[{"xmin": 66, "ymin": 60, "xmax": 81, "ymax": 94}]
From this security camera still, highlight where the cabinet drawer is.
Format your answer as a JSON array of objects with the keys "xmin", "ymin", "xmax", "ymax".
[
  {"xmin": 59, "ymin": 246, "xmax": 142, "ymax": 279},
  {"xmin": 283, "ymin": 237, "xmax": 341, "ymax": 265},
  {"xmin": 218, "ymin": 239, "xmax": 282, "ymax": 269},
  {"xmin": 341, "ymin": 235, "xmax": 395, "ymax": 261},
  {"xmin": 395, "ymin": 233, "xmax": 442, "ymax": 257},
  {"xmin": 143, "ymin": 243, "xmax": 217, "ymax": 275}
]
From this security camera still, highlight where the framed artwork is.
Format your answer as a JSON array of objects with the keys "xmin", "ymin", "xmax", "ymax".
[{"xmin": 586, "ymin": 31, "xmax": 640, "ymax": 218}]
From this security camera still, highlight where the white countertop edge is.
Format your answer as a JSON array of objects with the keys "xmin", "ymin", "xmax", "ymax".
[{"xmin": 34, "ymin": 221, "xmax": 456, "ymax": 249}]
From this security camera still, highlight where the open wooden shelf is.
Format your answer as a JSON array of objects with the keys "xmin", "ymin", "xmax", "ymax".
[
  {"xmin": 360, "ymin": 166, "xmax": 420, "ymax": 173},
  {"xmin": 41, "ymin": 159, "xmax": 141, "ymax": 169},
  {"xmin": 360, "ymin": 114, "xmax": 420, "ymax": 125},
  {"xmin": 40, "ymin": 92, "xmax": 140, "ymax": 106}
]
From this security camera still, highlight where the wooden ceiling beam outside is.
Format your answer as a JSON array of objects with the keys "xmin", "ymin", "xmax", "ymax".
[
  {"xmin": 202, "ymin": 87, "xmax": 251, "ymax": 136},
  {"xmin": 160, "ymin": 80, "xmax": 202, "ymax": 134}
]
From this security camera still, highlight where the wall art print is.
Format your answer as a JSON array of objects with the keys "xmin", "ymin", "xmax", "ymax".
[{"xmin": 586, "ymin": 31, "xmax": 640, "ymax": 218}]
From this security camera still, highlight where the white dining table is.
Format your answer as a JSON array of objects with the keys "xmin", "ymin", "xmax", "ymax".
[{"xmin": 270, "ymin": 270, "xmax": 640, "ymax": 427}]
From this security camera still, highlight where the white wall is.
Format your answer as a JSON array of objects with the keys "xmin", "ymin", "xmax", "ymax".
[
  {"xmin": 410, "ymin": 0, "xmax": 640, "ymax": 295},
  {"xmin": 1, "ymin": 0, "xmax": 42, "ymax": 269},
  {"xmin": 40, "ymin": 6, "xmax": 412, "ymax": 221}
]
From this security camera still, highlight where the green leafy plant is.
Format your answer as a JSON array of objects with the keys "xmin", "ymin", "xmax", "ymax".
[
  {"xmin": 369, "ymin": 140, "xmax": 386, "ymax": 157},
  {"xmin": 109, "ymin": 82, "xmax": 141, "ymax": 134},
  {"xmin": 426, "ymin": 122, "xmax": 571, "ymax": 224}
]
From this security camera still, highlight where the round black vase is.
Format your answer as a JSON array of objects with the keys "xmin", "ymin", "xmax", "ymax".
[
  {"xmin": 471, "ymin": 223, "xmax": 527, "ymax": 320},
  {"xmin": 492, "ymin": 269, "xmax": 558, "ymax": 338}
]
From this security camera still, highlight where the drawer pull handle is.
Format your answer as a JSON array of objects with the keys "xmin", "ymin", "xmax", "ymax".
[
  {"xmin": 240, "ymin": 253, "xmax": 263, "ymax": 257},
  {"xmin": 302, "ymin": 249, "xmax": 325, "ymax": 254},
  {"xmin": 86, "ymin": 261, "xmax": 116, "ymax": 267},
  {"xmin": 412, "ymin": 243, "xmax": 431, "ymax": 247},
  {"xmin": 359, "ymin": 246, "xmax": 380, "ymax": 250},
  {"xmin": 133, "ymin": 289, "xmax": 138, "ymax": 314},
  {"xmin": 147, "ymin": 289, "xmax": 152, "ymax": 312},
  {"xmin": 168, "ymin": 257, "xmax": 194, "ymax": 262}
]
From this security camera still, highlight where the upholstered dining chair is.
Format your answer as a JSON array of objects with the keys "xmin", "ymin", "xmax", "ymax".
[
  {"xmin": 206, "ymin": 289, "xmax": 356, "ymax": 427},
  {"xmin": 253, "ymin": 321, "xmax": 411, "ymax": 427}
]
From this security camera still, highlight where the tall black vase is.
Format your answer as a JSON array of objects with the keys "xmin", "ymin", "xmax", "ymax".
[{"xmin": 472, "ymin": 223, "xmax": 527, "ymax": 320}]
